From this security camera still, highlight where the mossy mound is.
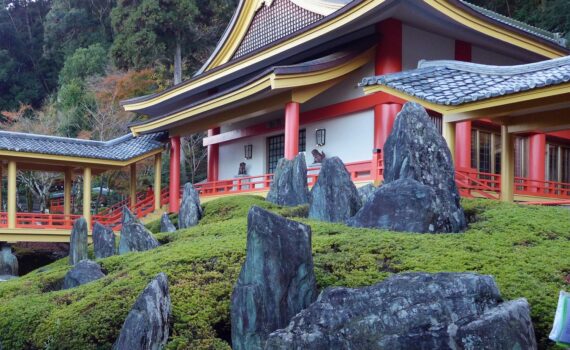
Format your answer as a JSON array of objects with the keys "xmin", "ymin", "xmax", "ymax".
[{"xmin": 0, "ymin": 195, "xmax": 569, "ymax": 349}]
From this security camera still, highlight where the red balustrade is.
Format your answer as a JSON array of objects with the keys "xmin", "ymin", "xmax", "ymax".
[{"xmin": 15, "ymin": 212, "xmax": 82, "ymax": 229}]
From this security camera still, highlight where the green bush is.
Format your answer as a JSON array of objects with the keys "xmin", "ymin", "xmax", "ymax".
[{"xmin": 0, "ymin": 196, "xmax": 569, "ymax": 349}]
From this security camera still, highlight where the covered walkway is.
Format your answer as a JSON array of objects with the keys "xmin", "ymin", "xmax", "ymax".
[{"xmin": 0, "ymin": 131, "xmax": 168, "ymax": 242}]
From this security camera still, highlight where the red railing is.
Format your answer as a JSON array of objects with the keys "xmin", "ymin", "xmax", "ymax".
[
  {"xmin": 455, "ymin": 167, "xmax": 500, "ymax": 200},
  {"xmin": 15, "ymin": 213, "xmax": 82, "ymax": 229}
]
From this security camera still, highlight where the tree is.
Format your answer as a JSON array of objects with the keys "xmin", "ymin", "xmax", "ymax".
[{"xmin": 110, "ymin": 0, "xmax": 237, "ymax": 83}]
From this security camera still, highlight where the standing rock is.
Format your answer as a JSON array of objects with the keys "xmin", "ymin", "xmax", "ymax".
[
  {"xmin": 160, "ymin": 213, "xmax": 176, "ymax": 233},
  {"xmin": 93, "ymin": 222, "xmax": 116, "ymax": 259},
  {"xmin": 69, "ymin": 217, "xmax": 88, "ymax": 265},
  {"xmin": 309, "ymin": 157, "xmax": 361, "ymax": 222},
  {"xmin": 266, "ymin": 154, "xmax": 310, "ymax": 207},
  {"xmin": 63, "ymin": 259, "xmax": 105, "ymax": 289},
  {"xmin": 0, "ymin": 245, "xmax": 18, "ymax": 276},
  {"xmin": 178, "ymin": 183, "xmax": 202, "ymax": 229},
  {"xmin": 266, "ymin": 273, "xmax": 537, "ymax": 350},
  {"xmin": 349, "ymin": 102, "xmax": 466, "ymax": 233},
  {"xmin": 113, "ymin": 273, "xmax": 171, "ymax": 350},
  {"xmin": 119, "ymin": 207, "xmax": 159, "ymax": 254},
  {"xmin": 231, "ymin": 206, "xmax": 317, "ymax": 350},
  {"xmin": 357, "ymin": 183, "xmax": 377, "ymax": 204}
]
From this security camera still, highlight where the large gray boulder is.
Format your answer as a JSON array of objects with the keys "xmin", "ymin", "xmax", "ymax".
[
  {"xmin": 348, "ymin": 179, "xmax": 440, "ymax": 232},
  {"xmin": 69, "ymin": 217, "xmax": 88, "ymax": 265},
  {"xmin": 93, "ymin": 222, "xmax": 115, "ymax": 259},
  {"xmin": 113, "ymin": 273, "xmax": 171, "ymax": 350},
  {"xmin": 0, "ymin": 245, "xmax": 18, "ymax": 276},
  {"xmin": 266, "ymin": 154, "xmax": 310, "ymax": 206},
  {"xmin": 349, "ymin": 102, "xmax": 466, "ymax": 233},
  {"xmin": 160, "ymin": 213, "xmax": 176, "ymax": 233},
  {"xmin": 309, "ymin": 157, "xmax": 361, "ymax": 222},
  {"xmin": 266, "ymin": 273, "xmax": 537, "ymax": 350},
  {"xmin": 231, "ymin": 206, "xmax": 317, "ymax": 350},
  {"xmin": 118, "ymin": 207, "xmax": 159, "ymax": 254},
  {"xmin": 178, "ymin": 183, "xmax": 202, "ymax": 229},
  {"xmin": 63, "ymin": 259, "xmax": 105, "ymax": 289}
]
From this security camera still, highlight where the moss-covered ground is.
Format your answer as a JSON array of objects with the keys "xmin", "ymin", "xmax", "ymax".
[{"xmin": 0, "ymin": 196, "xmax": 569, "ymax": 349}]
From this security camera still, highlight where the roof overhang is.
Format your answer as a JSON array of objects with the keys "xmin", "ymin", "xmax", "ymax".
[
  {"xmin": 130, "ymin": 47, "xmax": 375, "ymax": 135},
  {"xmin": 121, "ymin": 0, "xmax": 568, "ymax": 117}
]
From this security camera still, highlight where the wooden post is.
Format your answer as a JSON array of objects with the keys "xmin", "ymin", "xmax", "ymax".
[
  {"xmin": 284, "ymin": 102, "xmax": 300, "ymax": 160},
  {"xmin": 7, "ymin": 161, "xmax": 16, "ymax": 229},
  {"xmin": 83, "ymin": 167, "xmax": 92, "ymax": 227},
  {"xmin": 500, "ymin": 125, "xmax": 515, "ymax": 202},
  {"xmin": 130, "ymin": 163, "xmax": 137, "ymax": 209},
  {"xmin": 442, "ymin": 120, "xmax": 456, "ymax": 165},
  {"xmin": 154, "ymin": 153, "xmax": 162, "ymax": 211},
  {"xmin": 64, "ymin": 168, "xmax": 72, "ymax": 216}
]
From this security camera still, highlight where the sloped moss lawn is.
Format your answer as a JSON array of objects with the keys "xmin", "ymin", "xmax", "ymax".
[{"xmin": 0, "ymin": 196, "xmax": 569, "ymax": 349}]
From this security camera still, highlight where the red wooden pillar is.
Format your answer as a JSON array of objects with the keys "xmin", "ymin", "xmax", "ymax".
[
  {"xmin": 207, "ymin": 127, "xmax": 220, "ymax": 182},
  {"xmin": 169, "ymin": 136, "xmax": 181, "ymax": 213},
  {"xmin": 284, "ymin": 102, "xmax": 300, "ymax": 160},
  {"xmin": 529, "ymin": 133, "xmax": 546, "ymax": 192},
  {"xmin": 455, "ymin": 40, "xmax": 472, "ymax": 169},
  {"xmin": 374, "ymin": 19, "xmax": 402, "ymax": 180}
]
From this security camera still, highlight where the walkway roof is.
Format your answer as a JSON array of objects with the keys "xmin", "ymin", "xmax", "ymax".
[{"xmin": 0, "ymin": 131, "xmax": 166, "ymax": 170}]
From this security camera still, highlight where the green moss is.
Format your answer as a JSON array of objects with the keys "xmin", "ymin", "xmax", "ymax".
[{"xmin": 1, "ymin": 195, "xmax": 569, "ymax": 349}]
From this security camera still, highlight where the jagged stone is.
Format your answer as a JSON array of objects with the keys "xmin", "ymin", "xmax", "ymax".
[
  {"xmin": 69, "ymin": 217, "xmax": 88, "ymax": 265},
  {"xmin": 118, "ymin": 207, "xmax": 159, "ymax": 254},
  {"xmin": 178, "ymin": 183, "xmax": 202, "ymax": 229},
  {"xmin": 357, "ymin": 183, "xmax": 377, "ymax": 204},
  {"xmin": 309, "ymin": 157, "xmax": 361, "ymax": 222},
  {"xmin": 160, "ymin": 213, "xmax": 176, "ymax": 233},
  {"xmin": 231, "ymin": 206, "xmax": 317, "ymax": 350},
  {"xmin": 93, "ymin": 222, "xmax": 115, "ymax": 259},
  {"xmin": 348, "ymin": 179, "xmax": 442, "ymax": 233},
  {"xmin": 113, "ymin": 273, "xmax": 171, "ymax": 350},
  {"xmin": 266, "ymin": 154, "xmax": 310, "ymax": 207},
  {"xmin": 0, "ymin": 245, "xmax": 18, "ymax": 276},
  {"xmin": 266, "ymin": 273, "xmax": 537, "ymax": 350},
  {"xmin": 63, "ymin": 259, "xmax": 105, "ymax": 289},
  {"xmin": 350, "ymin": 102, "xmax": 467, "ymax": 233}
]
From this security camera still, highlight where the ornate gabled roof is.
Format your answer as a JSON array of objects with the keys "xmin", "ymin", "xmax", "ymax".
[
  {"xmin": 232, "ymin": 0, "xmax": 325, "ymax": 60},
  {"xmin": 0, "ymin": 131, "xmax": 167, "ymax": 161},
  {"xmin": 360, "ymin": 56, "xmax": 570, "ymax": 106}
]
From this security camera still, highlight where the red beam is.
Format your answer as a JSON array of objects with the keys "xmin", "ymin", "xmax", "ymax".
[
  {"xmin": 455, "ymin": 40, "xmax": 473, "ymax": 169},
  {"xmin": 284, "ymin": 102, "xmax": 300, "ymax": 160},
  {"xmin": 169, "ymin": 136, "xmax": 181, "ymax": 213}
]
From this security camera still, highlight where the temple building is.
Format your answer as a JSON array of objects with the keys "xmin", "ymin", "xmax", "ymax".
[{"xmin": 123, "ymin": 0, "xmax": 570, "ymax": 205}]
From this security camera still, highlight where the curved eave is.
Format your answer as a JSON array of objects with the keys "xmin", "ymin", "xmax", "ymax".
[
  {"xmin": 363, "ymin": 81, "xmax": 570, "ymax": 116},
  {"xmin": 122, "ymin": 0, "xmax": 568, "ymax": 114},
  {"xmin": 129, "ymin": 48, "xmax": 374, "ymax": 135}
]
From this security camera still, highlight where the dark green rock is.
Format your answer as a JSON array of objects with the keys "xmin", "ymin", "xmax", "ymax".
[
  {"xmin": 309, "ymin": 156, "xmax": 362, "ymax": 223},
  {"xmin": 119, "ymin": 208, "xmax": 159, "ymax": 254},
  {"xmin": 231, "ymin": 206, "xmax": 317, "ymax": 350},
  {"xmin": 63, "ymin": 260, "xmax": 105, "ymax": 289},
  {"xmin": 69, "ymin": 218, "xmax": 88, "ymax": 265},
  {"xmin": 266, "ymin": 154, "xmax": 309, "ymax": 206},
  {"xmin": 92, "ymin": 222, "xmax": 115, "ymax": 259},
  {"xmin": 178, "ymin": 183, "xmax": 202, "ymax": 229},
  {"xmin": 266, "ymin": 273, "xmax": 537, "ymax": 350},
  {"xmin": 0, "ymin": 245, "xmax": 18, "ymax": 276},
  {"xmin": 160, "ymin": 213, "xmax": 176, "ymax": 233}
]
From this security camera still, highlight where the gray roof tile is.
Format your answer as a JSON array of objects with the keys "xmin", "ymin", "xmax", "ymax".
[
  {"xmin": 360, "ymin": 56, "xmax": 570, "ymax": 106},
  {"xmin": 0, "ymin": 132, "xmax": 167, "ymax": 161}
]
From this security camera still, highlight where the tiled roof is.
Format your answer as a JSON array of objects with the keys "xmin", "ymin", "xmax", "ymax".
[
  {"xmin": 232, "ymin": 0, "xmax": 325, "ymax": 60},
  {"xmin": 360, "ymin": 56, "xmax": 570, "ymax": 106},
  {"xmin": 0, "ymin": 131, "xmax": 167, "ymax": 161},
  {"xmin": 461, "ymin": 1, "xmax": 567, "ymax": 47}
]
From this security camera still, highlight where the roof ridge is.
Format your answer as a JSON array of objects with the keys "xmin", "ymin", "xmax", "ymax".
[{"xmin": 418, "ymin": 56, "xmax": 570, "ymax": 76}]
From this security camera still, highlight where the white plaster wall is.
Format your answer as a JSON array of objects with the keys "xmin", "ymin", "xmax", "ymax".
[
  {"xmin": 471, "ymin": 45, "xmax": 523, "ymax": 66},
  {"xmin": 218, "ymin": 109, "xmax": 374, "ymax": 179},
  {"xmin": 402, "ymin": 25, "xmax": 455, "ymax": 71}
]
